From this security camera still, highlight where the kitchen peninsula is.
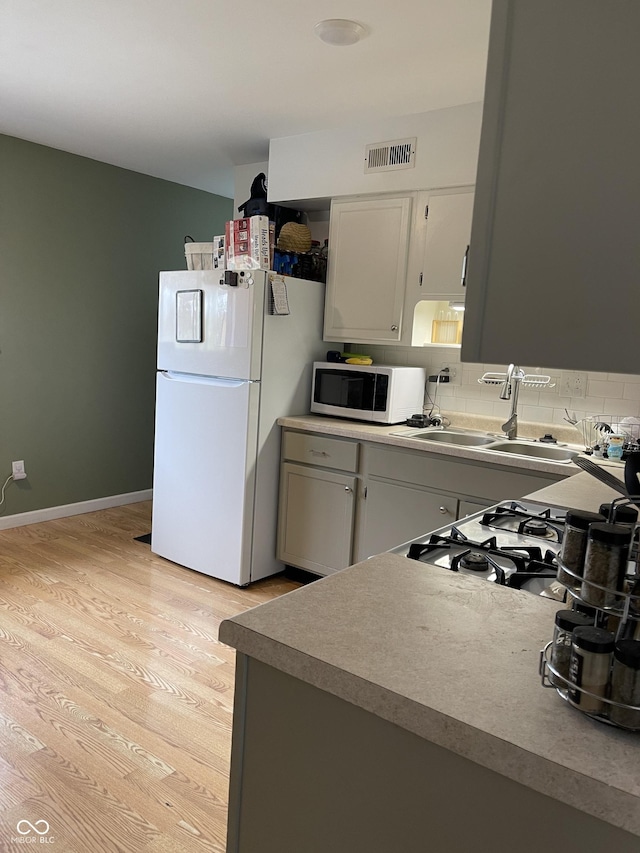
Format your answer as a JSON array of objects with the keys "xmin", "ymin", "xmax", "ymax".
[{"xmin": 219, "ymin": 473, "xmax": 640, "ymax": 853}]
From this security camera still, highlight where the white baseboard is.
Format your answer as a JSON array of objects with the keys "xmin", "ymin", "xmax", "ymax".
[{"xmin": 0, "ymin": 489, "xmax": 153, "ymax": 530}]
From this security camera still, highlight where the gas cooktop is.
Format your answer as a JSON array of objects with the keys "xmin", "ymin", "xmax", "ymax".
[{"xmin": 391, "ymin": 500, "xmax": 568, "ymax": 597}]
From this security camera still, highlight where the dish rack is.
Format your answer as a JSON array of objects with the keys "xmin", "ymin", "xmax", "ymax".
[
  {"xmin": 478, "ymin": 371, "xmax": 555, "ymax": 389},
  {"xmin": 573, "ymin": 414, "xmax": 640, "ymax": 454},
  {"xmin": 539, "ymin": 498, "xmax": 640, "ymax": 731}
]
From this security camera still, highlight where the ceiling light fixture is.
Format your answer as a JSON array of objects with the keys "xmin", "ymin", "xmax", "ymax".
[{"xmin": 314, "ymin": 19, "xmax": 367, "ymax": 46}]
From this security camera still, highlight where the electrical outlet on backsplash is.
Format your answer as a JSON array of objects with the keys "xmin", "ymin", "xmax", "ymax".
[{"xmin": 364, "ymin": 346, "xmax": 640, "ymax": 425}]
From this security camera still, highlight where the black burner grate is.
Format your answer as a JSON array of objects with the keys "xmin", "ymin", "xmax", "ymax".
[
  {"xmin": 480, "ymin": 502, "xmax": 566, "ymax": 542},
  {"xmin": 407, "ymin": 532, "xmax": 558, "ymax": 586}
]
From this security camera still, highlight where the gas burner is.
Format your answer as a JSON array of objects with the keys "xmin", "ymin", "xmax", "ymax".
[
  {"xmin": 458, "ymin": 551, "xmax": 490, "ymax": 571},
  {"xmin": 450, "ymin": 548, "xmax": 508, "ymax": 584},
  {"xmin": 480, "ymin": 502, "xmax": 565, "ymax": 542},
  {"xmin": 520, "ymin": 518, "xmax": 557, "ymax": 539},
  {"xmin": 403, "ymin": 521, "xmax": 561, "ymax": 591},
  {"xmin": 396, "ymin": 500, "xmax": 571, "ymax": 597}
]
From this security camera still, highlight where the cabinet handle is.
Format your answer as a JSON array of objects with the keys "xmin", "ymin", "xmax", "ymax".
[
  {"xmin": 439, "ymin": 506, "xmax": 448, "ymax": 514},
  {"xmin": 344, "ymin": 486, "xmax": 352, "ymax": 493},
  {"xmin": 461, "ymin": 244, "xmax": 470, "ymax": 288},
  {"xmin": 309, "ymin": 450, "xmax": 329, "ymax": 457},
  {"xmin": 391, "ymin": 324, "xmax": 398, "ymax": 332}
]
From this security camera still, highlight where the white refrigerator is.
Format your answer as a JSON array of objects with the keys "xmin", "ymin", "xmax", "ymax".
[{"xmin": 151, "ymin": 269, "xmax": 328, "ymax": 585}]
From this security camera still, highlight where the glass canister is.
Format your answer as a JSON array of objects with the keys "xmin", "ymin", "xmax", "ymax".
[
  {"xmin": 568, "ymin": 626, "xmax": 615, "ymax": 714},
  {"xmin": 628, "ymin": 575, "xmax": 640, "ymax": 620},
  {"xmin": 601, "ymin": 503, "xmax": 640, "ymax": 573},
  {"xmin": 580, "ymin": 523, "xmax": 632, "ymax": 607},
  {"xmin": 609, "ymin": 639, "xmax": 640, "ymax": 729},
  {"xmin": 557, "ymin": 510, "xmax": 605, "ymax": 588},
  {"xmin": 549, "ymin": 609, "xmax": 594, "ymax": 687},
  {"xmin": 572, "ymin": 600, "xmax": 598, "ymax": 620},
  {"xmin": 599, "ymin": 502, "xmax": 638, "ymax": 528}
]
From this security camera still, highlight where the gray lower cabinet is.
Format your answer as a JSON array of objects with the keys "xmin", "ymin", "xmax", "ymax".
[
  {"xmin": 355, "ymin": 478, "xmax": 457, "ymax": 563},
  {"xmin": 458, "ymin": 498, "xmax": 494, "ymax": 519},
  {"xmin": 359, "ymin": 490, "xmax": 502, "ymax": 562},
  {"xmin": 354, "ymin": 443, "xmax": 559, "ymax": 563},
  {"xmin": 277, "ymin": 462, "xmax": 356, "ymax": 574},
  {"xmin": 277, "ymin": 431, "xmax": 359, "ymax": 575},
  {"xmin": 278, "ymin": 429, "xmax": 563, "ymax": 575}
]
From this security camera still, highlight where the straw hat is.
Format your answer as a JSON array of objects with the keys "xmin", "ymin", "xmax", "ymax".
[{"xmin": 277, "ymin": 222, "xmax": 312, "ymax": 252}]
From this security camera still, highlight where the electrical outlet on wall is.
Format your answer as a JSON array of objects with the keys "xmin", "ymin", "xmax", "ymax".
[
  {"xmin": 439, "ymin": 362, "xmax": 460, "ymax": 385},
  {"xmin": 12, "ymin": 460, "xmax": 27, "ymax": 480},
  {"xmin": 560, "ymin": 372, "xmax": 587, "ymax": 398}
]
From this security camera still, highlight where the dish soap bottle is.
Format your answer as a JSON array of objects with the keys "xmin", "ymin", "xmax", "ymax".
[{"xmin": 607, "ymin": 435, "xmax": 625, "ymax": 460}]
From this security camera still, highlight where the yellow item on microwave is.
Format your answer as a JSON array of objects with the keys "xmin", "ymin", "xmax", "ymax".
[{"xmin": 345, "ymin": 356, "xmax": 373, "ymax": 365}]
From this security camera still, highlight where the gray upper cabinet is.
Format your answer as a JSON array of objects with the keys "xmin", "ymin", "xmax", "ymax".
[{"xmin": 461, "ymin": 0, "xmax": 640, "ymax": 373}]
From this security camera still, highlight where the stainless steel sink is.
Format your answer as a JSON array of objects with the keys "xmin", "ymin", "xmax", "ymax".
[
  {"xmin": 412, "ymin": 430, "xmax": 498, "ymax": 447},
  {"xmin": 483, "ymin": 441, "xmax": 578, "ymax": 462},
  {"xmin": 405, "ymin": 428, "xmax": 580, "ymax": 463}
]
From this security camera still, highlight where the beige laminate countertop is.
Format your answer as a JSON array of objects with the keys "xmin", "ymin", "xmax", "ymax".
[
  {"xmin": 220, "ymin": 470, "xmax": 639, "ymax": 837},
  {"xmin": 526, "ymin": 470, "xmax": 626, "ymax": 510},
  {"xmin": 277, "ymin": 414, "xmax": 586, "ymax": 478}
]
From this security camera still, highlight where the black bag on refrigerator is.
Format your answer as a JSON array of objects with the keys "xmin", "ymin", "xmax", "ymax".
[
  {"xmin": 237, "ymin": 173, "xmax": 269, "ymax": 217},
  {"xmin": 237, "ymin": 172, "xmax": 302, "ymax": 240}
]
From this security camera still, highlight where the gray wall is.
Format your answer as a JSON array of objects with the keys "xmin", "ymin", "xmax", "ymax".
[{"xmin": 0, "ymin": 134, "xmax": 233, "ymax": 516}]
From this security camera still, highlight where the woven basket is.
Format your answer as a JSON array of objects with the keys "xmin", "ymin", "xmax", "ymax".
[
  {"xmin": 185, "ymin": 242, "xmax": 214, "ymax": 270},
  {"xmin": 277, "ymin": 222, "xmax": 312, "ymax": 253}
]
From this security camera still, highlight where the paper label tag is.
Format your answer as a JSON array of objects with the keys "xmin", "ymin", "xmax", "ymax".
[{"xmin": 269, "ymin": 275, "xmax": 290, "ymax": 315}]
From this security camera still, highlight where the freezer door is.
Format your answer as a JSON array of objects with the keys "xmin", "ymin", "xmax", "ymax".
[
  {"xmin": 151, "ymin": 371, "xmax": 259, "ymax": 585},
  {"xmin": 157, "ymin": 270, "xmax": 265, "ymax": 380}
]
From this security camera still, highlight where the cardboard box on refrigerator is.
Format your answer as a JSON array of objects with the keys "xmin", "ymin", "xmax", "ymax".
[
  {"xmin": 225, "ymin": 216, "xmax": 270, "ymax": 270},
  {"xmin": 212, "ymin": 235, "xmax": 226, "ymax": 270}
]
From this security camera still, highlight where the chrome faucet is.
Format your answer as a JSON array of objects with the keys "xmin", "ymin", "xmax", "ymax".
[{"xmin": 499, "ymin": 364, "xmax": 525, "ymax": 440}]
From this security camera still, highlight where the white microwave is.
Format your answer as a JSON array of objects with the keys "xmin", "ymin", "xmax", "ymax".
[{"xmin": 310, "ymin": 362, "xmax": 426, "ymax": 425}]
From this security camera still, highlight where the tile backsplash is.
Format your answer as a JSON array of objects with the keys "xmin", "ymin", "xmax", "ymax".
[{"xmin": 365, "ymin": 345, "xmax": 640, "ymax": 426}]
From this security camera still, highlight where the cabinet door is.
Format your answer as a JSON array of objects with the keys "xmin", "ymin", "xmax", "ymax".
[
  {"xmin": 458, "ymin": 499, "xmax": 493, "ymax": 521},
  {"xmin": 462, "ymin": 0, "xmax": 640, "ymax": 372},
  {"xmin": 355, "ymin": 478, "xmax": 457, "ymax": 562},
  {"xmin": 277, "ymin": 463, "xmax": 356, "ymax": 575},
  {"xmin": 420, "ymin": 190, "xmax": 474, "ymax": 298},
  {"xmin": 323, "ymin": 195, "xmax": 412, "ymax": 344}
]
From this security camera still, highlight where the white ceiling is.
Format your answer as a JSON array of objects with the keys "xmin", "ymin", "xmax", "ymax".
[{"xmin": 0, "ymin": 0, "xmax": 492, "ymax": 199}]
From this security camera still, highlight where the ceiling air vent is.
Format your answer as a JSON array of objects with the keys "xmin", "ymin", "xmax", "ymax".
[{"xmin": 364, "ymin": 137, "xmax": 416, "ymax": 173}]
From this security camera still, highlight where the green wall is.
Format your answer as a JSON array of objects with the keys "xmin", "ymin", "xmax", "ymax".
[{"xmin": 0, "ymin": 134, "xmax": 233, "ymax": 516}]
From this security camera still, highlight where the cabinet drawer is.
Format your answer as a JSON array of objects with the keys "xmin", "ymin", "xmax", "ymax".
[
  {"xmin": 365, "ymin": 445, "xmax": 558, "ymax": 500},
  {"xmin": 282, "ymin": 431, "xmax": 359, "ymax": 472}
]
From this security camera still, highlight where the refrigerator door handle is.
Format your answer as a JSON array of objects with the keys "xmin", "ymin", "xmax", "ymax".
[{"xmin": 162, "ymin": 371, "xmax": 249, "ymax": 388}]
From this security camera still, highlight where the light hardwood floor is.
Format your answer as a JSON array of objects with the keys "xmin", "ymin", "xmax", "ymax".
[{"xmin": 0, "ymin": 501, "xmax": 300, "ymax": 852}]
